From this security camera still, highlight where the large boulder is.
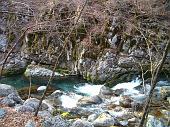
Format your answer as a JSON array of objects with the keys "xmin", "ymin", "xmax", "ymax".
[
  {"xmin": 1, "ymin": 56, "xmax": 27, "ymax": 76},
  {"xmin": 24, "ymin": 64, "xmax": 63, "ymax": 78},
  {"xmin": 0, "ymin": 84, "xmax": 17, "ymax": 97}
]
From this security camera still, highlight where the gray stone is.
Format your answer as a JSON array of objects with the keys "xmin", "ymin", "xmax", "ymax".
[
  {"xmin": 99, "ymin": 86, "xmax": 113, "ymax": 95},
  {"xmin": 41, "ymin": 115, "xmax": 70, "ymax": 127},
  {"xmin": 2, "ymin": 57, "xmax": 27, "ymax": 76},
  {"xmin": 0, "ymin": 97, "xmax": 15, "ymax": 107},
  {"xmin": 38, "ymin": 110, "xmax": 52, "ymax": 119},
  {"xmin": 15, "ymin": 105, "xmax": 34, "ymax": 113},
  {"xmin": 0, "ymin": 84, "xmax": 16, "ymax": 97},
  {"xmin": 77, "ymin": 96, "xmax": 102, "ymax": 106},
  {"xmin": 71, "ymin": 119, "xmax": 94, "ymax": 127},
  {"xmin": 24, "ymin": 98, "xmax": 48, "ymax": 111},
  {"xmin": 92, "ymin": 112, "xmax": 116, "ymax": 127},
  {"xmin": 0, "ymin": 108, "xmax": 7, "ymax": 119},
  {"xmin": 24, "ymin": 65, "xmax": 63, "ymax": 78},
  {"xmin": 7, "ymin": 92, "xmax": 23, "ymax": 104}
]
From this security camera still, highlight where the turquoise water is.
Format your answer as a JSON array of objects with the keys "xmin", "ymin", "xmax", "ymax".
[{"xmin": 0, "ymin": 75, "xmax": 86, "ymax": 92}]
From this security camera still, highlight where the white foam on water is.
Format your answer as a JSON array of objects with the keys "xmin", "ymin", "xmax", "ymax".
[
  {"xmin": 74, "ymin": 83, "xmax": 104, "ymax": 96},
  {"xmin": 112, "ymin": 78, "xmax": 141, "ymax": 91},
  {"xmin": 60, "ymin": 94, "xmax": 82, "ymax": 108}
]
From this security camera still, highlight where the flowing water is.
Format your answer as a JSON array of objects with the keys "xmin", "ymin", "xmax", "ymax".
[{"xmin": 0, "ymin": 75, "xmax": 169, "ymax": 108}]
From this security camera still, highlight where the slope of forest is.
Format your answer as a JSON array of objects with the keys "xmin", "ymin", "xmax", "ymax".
[{"xmin": 0, "ymin": 0, "xmax": 170, "ymax": 127}]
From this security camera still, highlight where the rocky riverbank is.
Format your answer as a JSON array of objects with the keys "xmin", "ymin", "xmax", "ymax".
[{"xmin": 0, "ymin": 78, "xmax": 170, "ymax": 127}]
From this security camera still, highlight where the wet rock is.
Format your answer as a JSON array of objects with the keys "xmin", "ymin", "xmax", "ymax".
[
  {"xmin": 0, "ymin": 108, "xmax": 7, "ymax": 119},
  {"xmin": 24, "ymin": 98, "xmax": 48, "ymax": 111},
  {"xmin": 88, "ymin": 114, "xmax": 98, "ymax": 122},
  {"xmin": 25, "ymin": 120, "xmax": 36, "ymax": 127},
  {"xmin": 92, "ymin": 112, "xmax": 116, "ymax": 127},
  {"xmin": 119, "ymin": 96, "xmax": 132, "ymax": 108},
  {"xmin": 99, "ymin": 86, "xmax": 114, "ymax": 98},
  {"xmin": 0, "ymin": 84, "xmax": 17, "ymax": 97},
  {"xmin": 15, "ymin": 105, "xmax": 34, "ymax": 113},
  {"xmin": 77, "ymin": 95, "xmax": 102, "ymax": 106},
  {"xmin": 71, "ymin": 119, "xmax": 94, "ymax": 127},
  {"xmin": 114, "ymin": 89, "xmax": 125, "ymax": 96},
  {"xmin": 146, "ymin": 115, "xmax": 167, "ymax": 127},
  {"xmin": 24, "ymin": 64, "xmax": 63, "ymax": 78}
]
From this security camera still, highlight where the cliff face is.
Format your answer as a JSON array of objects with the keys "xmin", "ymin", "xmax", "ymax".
[{"xmin": 0, "ymin": 0, "xmax": 170, "ymax": 83}]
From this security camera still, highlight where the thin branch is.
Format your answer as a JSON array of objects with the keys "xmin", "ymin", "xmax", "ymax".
[
  {"xmin": 34, "ymin": 0, "xmax": 88, "ymax": 116},
  {"xmin": 138, "ymin": 40, "xmax": 170, "ymax": 127}
]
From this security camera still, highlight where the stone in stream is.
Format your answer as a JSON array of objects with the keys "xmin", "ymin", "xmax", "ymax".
[
  {"xmin": 77, "ymin": 95, "xmax": 102, "ymax": 106},
  {"xmin": 0, "ymin": 108, "xmax": 7, "ymax": 119},
  {"xmin": 99, "ymin": 86, "xmax": 114, "ymax": 99}
]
